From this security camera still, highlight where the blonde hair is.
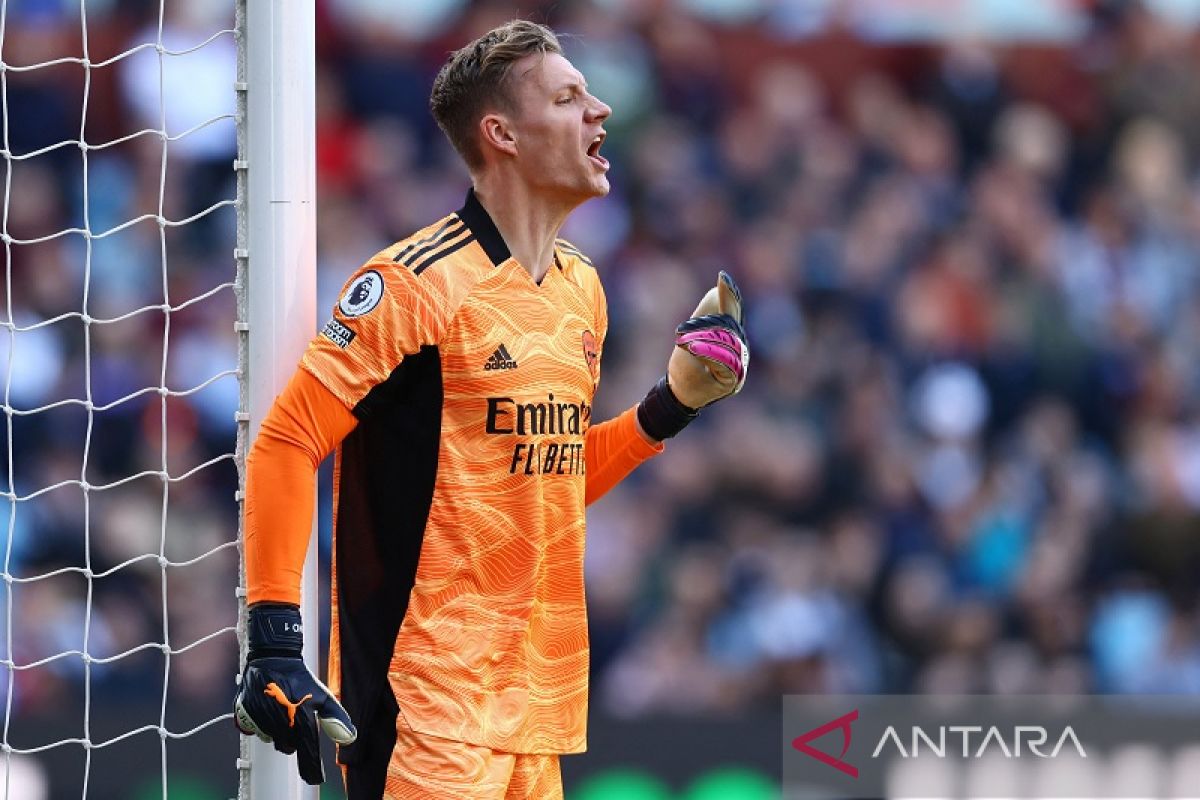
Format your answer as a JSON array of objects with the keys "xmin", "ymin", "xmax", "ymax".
[{"xmin": 429, "ymin": 20, "xmax": 563, "ymax": 170}]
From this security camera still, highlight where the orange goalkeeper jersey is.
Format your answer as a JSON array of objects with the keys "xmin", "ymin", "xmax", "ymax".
[{"xmin": 248, "ymin": 189, "xmax": 661, "ymax": 760}]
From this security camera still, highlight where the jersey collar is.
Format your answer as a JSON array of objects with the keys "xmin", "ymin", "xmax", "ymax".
[{"xmin": 457, "ymin": 188, "xmax": 511, "ymax": 267}]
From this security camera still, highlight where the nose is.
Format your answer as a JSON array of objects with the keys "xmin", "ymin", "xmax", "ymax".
[{"xmin": 587, "ymin": 94, "xmax": 611, "ymax": 124}]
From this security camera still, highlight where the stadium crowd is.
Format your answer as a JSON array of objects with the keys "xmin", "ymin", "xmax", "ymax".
[{"xmin": 2, "ymin": 0, "xmax": 1199, "ymax": 746}]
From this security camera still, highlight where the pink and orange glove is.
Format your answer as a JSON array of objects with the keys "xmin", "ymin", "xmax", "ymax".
[{"xmin": 637, "ymin": 271, "xmax": 749, "ymax": 441}]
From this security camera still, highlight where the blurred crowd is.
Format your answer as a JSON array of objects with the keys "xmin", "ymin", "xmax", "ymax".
[
  {"xmin": 317, "ymin": 0, "xmax": 1200, "ymax": 712},
  {"xmin": 2, "ymin": 0, "xmax": 1200, "ymax": 758},
  {"xmin": 0, "ymin": 0, "xmax": 242, "ymax": 740},
  {"xmin": 574, "ymin": 0, "xmax": 1200, "ymax": 707}
]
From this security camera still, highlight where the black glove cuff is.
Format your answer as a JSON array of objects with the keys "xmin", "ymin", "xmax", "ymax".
[
  {"xmin": 248, "ymin": 603, "xmax": 303, "ymax": 661},
  {"xmin": 636, "ymin": 376, "xmax": 699, "ymax": 441}
]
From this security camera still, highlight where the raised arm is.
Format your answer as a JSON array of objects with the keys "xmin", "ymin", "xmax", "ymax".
[{"xmin": 585, "ymin": 271, "xmax": 748, "ymax": 506}]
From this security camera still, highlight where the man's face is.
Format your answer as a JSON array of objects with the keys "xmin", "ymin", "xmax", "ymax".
[{"xmin": 503, "ymin": 52, "xmax": 612, "ymax": 203}]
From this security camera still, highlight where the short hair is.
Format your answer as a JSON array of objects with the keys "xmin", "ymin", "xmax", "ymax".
[{"xmin": 429, "ymin": 20, "xmax": 563, "ymax": 170}]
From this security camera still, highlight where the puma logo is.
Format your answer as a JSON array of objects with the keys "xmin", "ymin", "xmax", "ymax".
[{"xmin": 264, "ymin": 682, "xmax": 312, "ymax": 728}]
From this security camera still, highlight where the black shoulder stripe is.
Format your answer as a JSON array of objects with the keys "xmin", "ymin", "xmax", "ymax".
[
  {"xmin": 412, "ymin": 234, "xmax": 477, "ymax": 275},
  {"xmin": 393, "ymin": 217, "xmax": 460, "ymax": 263},
  {"xmin": 557, "ymin": 241, "xmax": 593, "ymax": 266},
  {"xmin": 400, "ymin": 222, "xmax": 468, "ymax": 268}
]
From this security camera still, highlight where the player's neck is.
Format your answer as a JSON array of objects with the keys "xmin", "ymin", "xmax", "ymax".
[{"xmin": 472, "ymin": 178, "xmax": 574, "ymax": 284}]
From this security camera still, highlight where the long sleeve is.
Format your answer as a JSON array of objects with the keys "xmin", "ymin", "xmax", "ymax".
[
  {"xmin": 584, "ymin": 404, "xmax": 663, "ymax": 506},
  {"xmin": 244, "ymin": 367, "xmax": 358, "ymax": 606}
]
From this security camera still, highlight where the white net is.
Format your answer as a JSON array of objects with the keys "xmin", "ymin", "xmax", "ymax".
[{"xmin": 0, "ymin": 1, "xmax": 241, "ymax": 797}]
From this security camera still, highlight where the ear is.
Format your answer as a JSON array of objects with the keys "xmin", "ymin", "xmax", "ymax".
[{"xmin": 479, "ymin": 112, "xmax": 518, "ymax": 160}]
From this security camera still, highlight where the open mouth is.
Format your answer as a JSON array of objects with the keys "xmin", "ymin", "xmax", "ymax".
[{"xmin": 587, "ymin": 133, "xmax": 609, "ymax": 170}]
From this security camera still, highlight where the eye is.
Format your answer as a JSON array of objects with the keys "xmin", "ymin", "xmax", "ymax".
[{"xmin": 556, "ymin": 96, "xmax": 573, "ymax": 105}]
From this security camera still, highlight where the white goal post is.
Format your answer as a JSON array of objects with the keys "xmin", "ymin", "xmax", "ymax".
[{"xmin": 237, "ymin": 1, "xmax": 320, "ymax": 799}]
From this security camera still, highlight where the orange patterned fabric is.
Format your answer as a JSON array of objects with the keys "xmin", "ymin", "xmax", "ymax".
[
  {"xmin": 352, "ymin": 718, "xmax": 562, "ymax": 800},
  {"xmin": 244, "ymin": 366, "xmax": 651, "ymax": 608},
  {"xmin": 244, "ymin": 368, "xmax": 356, "ymax": 606},
  {"xmin": 583, "ymin": 405, "xmax": 660, "ymax": 506},
  {"xmin": 285, "ymin": 190, "xmax": 662, "ymax": 759}
]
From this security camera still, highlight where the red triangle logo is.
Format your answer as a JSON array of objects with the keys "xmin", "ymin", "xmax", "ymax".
[{"xmin": 791, "ymin": 709, "xmax": 859, "ymax": 778}]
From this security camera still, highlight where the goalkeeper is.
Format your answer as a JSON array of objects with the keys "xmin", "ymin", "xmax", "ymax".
[{"xmin": 235, "ymin": 19, "xmax": 749, "ymax": 800}]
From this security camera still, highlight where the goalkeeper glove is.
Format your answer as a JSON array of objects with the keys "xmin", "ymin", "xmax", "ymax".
[
  {"xmin": 234, "ymin": 603, "xmax": 357, "ymax": 785},
  {"xmin": 637, "ymin": 270, "xmax": 749, "ymax": 441}
]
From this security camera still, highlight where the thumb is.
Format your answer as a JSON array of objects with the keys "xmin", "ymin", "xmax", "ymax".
[
  {"xmin": 691, "ymin": 271, "xmax": 744, "ymax": 325},
  {"xmin": 314, "ymin": 697, "xmax": 357, "ymax": 745},
  {"xmin": 317, "ymin": 712, "xmax": 357, "ymax": 745},
  {"xmin": 307, "ymin": 674, "xmax": 357, "ymax": 744}
]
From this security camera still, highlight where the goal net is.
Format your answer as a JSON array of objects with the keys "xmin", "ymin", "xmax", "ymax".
[{"xmin": 0, "ymin": 1, "xmax": 252, "ymax": 797}]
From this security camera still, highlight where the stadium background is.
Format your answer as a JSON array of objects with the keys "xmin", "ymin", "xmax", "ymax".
[{"xmin": 4, "ymin": 0, "xmax": 1200, "ymax": 796}]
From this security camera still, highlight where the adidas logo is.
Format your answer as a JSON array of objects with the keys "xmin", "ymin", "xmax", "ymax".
[{"xmin": 484, "ymin": 344, "xmax": 518, "ymax": 371}]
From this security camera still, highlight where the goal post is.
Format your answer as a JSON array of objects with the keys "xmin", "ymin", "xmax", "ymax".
[{"xmin": 237, "ymin": 1, "xmax": 319, "ymax": 799}]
